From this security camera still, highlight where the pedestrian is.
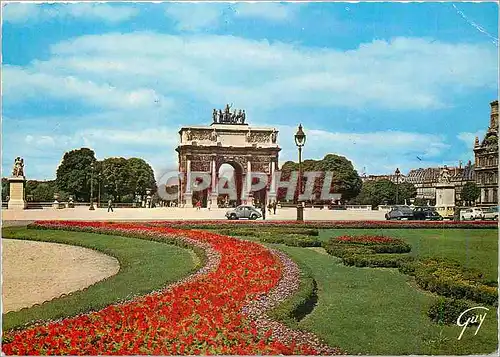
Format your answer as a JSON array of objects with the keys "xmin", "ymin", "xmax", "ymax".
[
  {"xmin": 267, "ymin": 202, "xmax": 272, "ymax": 214},
  {"xmin": 107, "ymin": 199, "xmax": 114, "ymax": 212},
  {"xmin": 196, "ymin": 200, "xmax": 201, "ymax": 210},
  {"xmin": 261, "ymin": 202, "xmax": 266, "ymax": 220},
  {"xmin": 207, "ymin": 199, "xmax": 212, "ymax": 211},
  {"xmin": 273, "ymin": 201, "xmax": 277, "ymax": 215}
]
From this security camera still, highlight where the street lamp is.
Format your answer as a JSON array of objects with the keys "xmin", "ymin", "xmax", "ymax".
[
  {"xmin": 395, "ymin": 167, "xmax": 401, "ymax": 205},
  {"xmin": 89, "ymin": 162, "xmax": 95, "ymax": 210},
  {"xmin": 294, "ymin": 124, "xmax": 306, "ymax": 221},
  {"xmin": 97, "ymin": 172, "xmax": 101, "ymax": 208}
]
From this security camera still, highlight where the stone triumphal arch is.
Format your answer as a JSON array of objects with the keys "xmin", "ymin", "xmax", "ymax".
[{"xmin": 176, "ymin": 105, "xmax": 280, "ymax": 208}]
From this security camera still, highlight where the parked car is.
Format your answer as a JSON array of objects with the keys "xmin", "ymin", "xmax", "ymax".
[
  {"xmin": 385, "ymin": 206, "xmax": 415, "ymax": 220},
  {"xmin": 482, "ymin": 206, "xmax": 499, "ymax": 220},
  {"xmin": 435, "ymin": 206, "xmax": 455, "ymax": 220},
  {"xmin": 460, "ymin": 207, "xmax": 484, "ymax": 220},
  {"xmin": 225, "ymin": 205, "xmax": 262, "ymax": 220},
  {"xmin": 412, "ymin": 207, "xmax": 443, "ymax": 221}
]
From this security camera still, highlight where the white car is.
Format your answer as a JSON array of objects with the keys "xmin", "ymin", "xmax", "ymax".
[
  {"xmin": 460, "ymin": 208, "xmax": 484, "ymax": 220},
  {"xmin": 483, "ymin": 206, "xmax": 499, "ymax": 220}
]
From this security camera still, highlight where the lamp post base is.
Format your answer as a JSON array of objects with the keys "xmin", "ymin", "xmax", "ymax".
[{"xmin": 296, "ymin": 204, "xmax": 304, "ymax": 221}]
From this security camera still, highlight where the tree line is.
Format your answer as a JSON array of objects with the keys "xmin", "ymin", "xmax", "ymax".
[
  {"xmin": 2, "ymin": 148, "xmax": 481, "ymax": 206},
  {"xmin": 1, "ymin": 148, "xmax": 156, "ymax": 203}
]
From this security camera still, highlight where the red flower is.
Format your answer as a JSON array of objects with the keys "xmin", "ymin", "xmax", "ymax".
[{"xmin": 3, "ymin": 221, "xmax": 322, "ymax": 355}]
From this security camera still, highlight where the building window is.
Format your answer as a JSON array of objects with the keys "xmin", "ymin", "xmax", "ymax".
[
  {"xmin": 493, "ymin": 188, "xmax": 498, "ymax": 204},
  {"xmin": 484, "ymin": 189, "xmax": 489, "ymax": 203}
]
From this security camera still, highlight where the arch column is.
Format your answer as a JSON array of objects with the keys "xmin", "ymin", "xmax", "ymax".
[
  {"xmin": 210, "ymin": 155, "xmax": 218, "ymax": 207},
  {"xmin": 246, "ymin": 158, "xmax": 253, "ymax": 206},
  {"xmin": 184, "ymin": 157, "xmax": 193, "ymax": 208},
  {"xmin": 268, "ymin": 159, "xmax": 277, "ymax": 207}
]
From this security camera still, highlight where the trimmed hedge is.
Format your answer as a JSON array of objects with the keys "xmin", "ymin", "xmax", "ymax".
[
  {"xmin": 260, "ymin": 234, "xmax": 322, "ymax": 247},
  {"xmin": 217, "ymin": 227, "xmax": 319, "ymax": 237},
  {"xmin": 152, "ymin": 220, "xmax": 498, "ymax": 229},
  {"xmin": 341, "ymin": 253, "xmax": 414, "ymax": 268},
  {"xmin": 323, "ymin": 235, "xmax": 412, "ymax": 268},
  {"xmin": 268, "ymin": 257, "xmax": 317, "ymax": 328},
  {"xmin": 427, "ymin": 297, "xmax": 476, "ymax": 325},
  {"xmin": 399, "ymin": 259, "xmax": 498, "ymax": 306}
]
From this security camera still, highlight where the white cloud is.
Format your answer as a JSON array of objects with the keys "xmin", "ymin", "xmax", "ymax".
[
  {"xmin": 164, "ymin": 3, "xmax": 224, "ymax": 31},
  {"xmin": 14, "ymin": 121, "xmax": 451, "ymax": 179},
  {"xmin": 2, "ymin": 3, "xmax": 138, "ymax": 24},
  {"xmin": 457, "ymin": 130, "xmax": 485, "ymax": 149},
  {"xmin": 78, "ymin": 127, "xmax": 179, "ymax": 147},
  {"xmin": 3, "ymin": 65, "xmax": 172, "ymax": 111},
  {"xmin": 25, "ymin": 135, "xmax": 56, "ymax": 147},
  {"xmin": 233, "ymin": 3, "xmax": 297, "ymax": 21},
  {"xmin": 3, "ymin": 32, "xmax": 496, "ymax": 179},
  {"xmin": 270, "ymin": 124, "xmax": 451, "ymax": 175},
  {"xmin": 15, "ymin": 33, "xmax": 495, "ymax": 112},
  {"xmin": 163, "ymin": 2, "xmax": 297, "ymax": 31},
  {"xmin": 14, "ymin": 126, "xmax": 180, "ymax": 180}
]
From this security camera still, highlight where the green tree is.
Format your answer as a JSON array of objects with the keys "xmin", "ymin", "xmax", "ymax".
[
  {"xmin": 277, "ymin": 155, "xmax": 361, "ymax": 203},
  {"xmin": 2, "ymin": 178, "xmax": 9, "ymax": 201},
  {"xmin": 397, "ymin": 182, "xmax": 417, "ymax": 204},
  {"xmin": 352, "ymin": 179, "xmax": 396, "ymax": 209},
  {"xmin": 317, "ymin": 154, "xmax": 362, "ymax": 202},
  {"xmin": 56, "ymin": 148, "xmax": 97, "ymax": 201},
  {"xmin": 461, "ymin": 181, "xmax": 481, "ymax": 206},
  {"xmin": 25, "ymin": 180, "xmax": 59, "ymax": 202},
  {"xmin": 126, "ymin": 158, "xmax": 157, "ymax": 201},
  {"xmin": 101, "ymin": 157, "xmax": 132, "ymax": 202}
]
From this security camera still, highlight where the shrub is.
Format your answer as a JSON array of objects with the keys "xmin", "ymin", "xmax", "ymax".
[
  {"xmin": 329, "ymin": 235, "xmax": 412, "ymax": 254},
  {"xmin": 260, "ymin": 234, "xmax": 322, "ymax": 247},
  {"xmin": 400, "ymin": 259, "xmax": 498, "ymax": 306},
  {"xmin": 342, "ymin": 253, "xmax": 414, "ymax": 268},
  {"xmin": 269, "ymin": 260, "xmax": 317, "ymax": 327},
  {"xmin": 322, "ymin": 242, "xmax": 372, "ymax": 258},
  {"xmin": 324, "ymin": 235, "xmax": 411, "ymax": 256},
  {"xmin": 428, "ymin": 298, "xmax": 476, "ymax": 325},
  {"xmin": 323, "ymin": 235, "xmax": 413, "ymax": 268}
]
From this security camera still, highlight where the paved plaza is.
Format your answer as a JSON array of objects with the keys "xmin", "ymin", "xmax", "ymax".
[{"xmin": 1, "ymin": 206, "xmax": 386, "ymax": 223}]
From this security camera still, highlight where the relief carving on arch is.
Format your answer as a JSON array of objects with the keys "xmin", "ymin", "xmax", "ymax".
[
  {"xmin": 251, "ymin": 156, "xmax": 272, "ymax": 163},
  {"xmin": 248, "ymin": 132, "xmax": 270, "ymax": 143},
  {"xmin": 190, "ymin": 154, "xmax": 214, "ymax": 162},
  {"xmin": 192, "ymin": 131, "xmax": 213, "ymax": 141},
  {"xmin": 251, "ymin": 162, "xmax": 269, "ymax": 173},
  {"xmin": 191, "ymin": 161, "xmax": 211, "ymax": 172}
]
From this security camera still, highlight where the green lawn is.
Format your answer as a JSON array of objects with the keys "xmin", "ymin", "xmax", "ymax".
[
  {"xmin": 2, "ymin": 227, "xmax": 198, "ymax": 331},
  {"xmin": 321, "ymin": 229, "xmax": 498, "ymax": 280},
  {"xmin": 226, "ymin": 227, "xmax": 498, "ymax": 355},
  {"xmin": 275, "ymin": 244, "xmax": 498, "ymax": 355}
]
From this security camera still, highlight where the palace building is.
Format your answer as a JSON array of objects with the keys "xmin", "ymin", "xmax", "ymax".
[
  {"xmin": 405, "ymin": 162, "xmax": 475, "ymax": 204},
  {"xmin": 473, "ymin": 100, "xmax": 499, "ymax": 206}
]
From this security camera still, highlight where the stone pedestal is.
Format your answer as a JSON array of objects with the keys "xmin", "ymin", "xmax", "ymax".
[
  {"xmin": 209, "ymin": 193, "xmax": 218, "ymax": 208},
  {"xmin": 435, "ymin": 183, "xmax": 455, "ymax": 207},
  {"xmin": 184, "ymin": 193, "xmax": 193, "ymax": 208},
  {"xmin": 8, "ymin": 177, "xmax": 26, "ymax": 210}
]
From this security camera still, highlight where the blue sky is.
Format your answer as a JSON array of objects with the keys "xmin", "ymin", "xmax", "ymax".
[{"xmin": 2, "ymin": 2, "xmax": 498, "ymax": 180}]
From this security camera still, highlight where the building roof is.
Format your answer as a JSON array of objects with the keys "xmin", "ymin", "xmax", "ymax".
[{"xmin": 406, "ymin": 162, "xmax": 475, "ymax": 184}]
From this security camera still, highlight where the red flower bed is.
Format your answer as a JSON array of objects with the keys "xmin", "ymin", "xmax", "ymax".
[
  {"xmin": 2, "ymin": 221, "xmax": 328, "ymax": 355},
  {"xmin": 147, "ymin": 220, "xmax": 497, "ymax": 229}
]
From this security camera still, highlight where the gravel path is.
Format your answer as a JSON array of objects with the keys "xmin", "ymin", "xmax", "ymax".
[{"xmin": 2, "ymin": 239, "xmax": 120, "ymax": 313}]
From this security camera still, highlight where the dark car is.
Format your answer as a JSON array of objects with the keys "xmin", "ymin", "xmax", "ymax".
[
  {"xmin": 225, "ymin": 205, "xmax": 262, "ymax": 220},
  {"xmin": 385, "ymin": 206, "xmax": 415, "ymax": 220},
  {"xmin": 412, "ymin": 207, "xmax": 443, "ymax": 221}
]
